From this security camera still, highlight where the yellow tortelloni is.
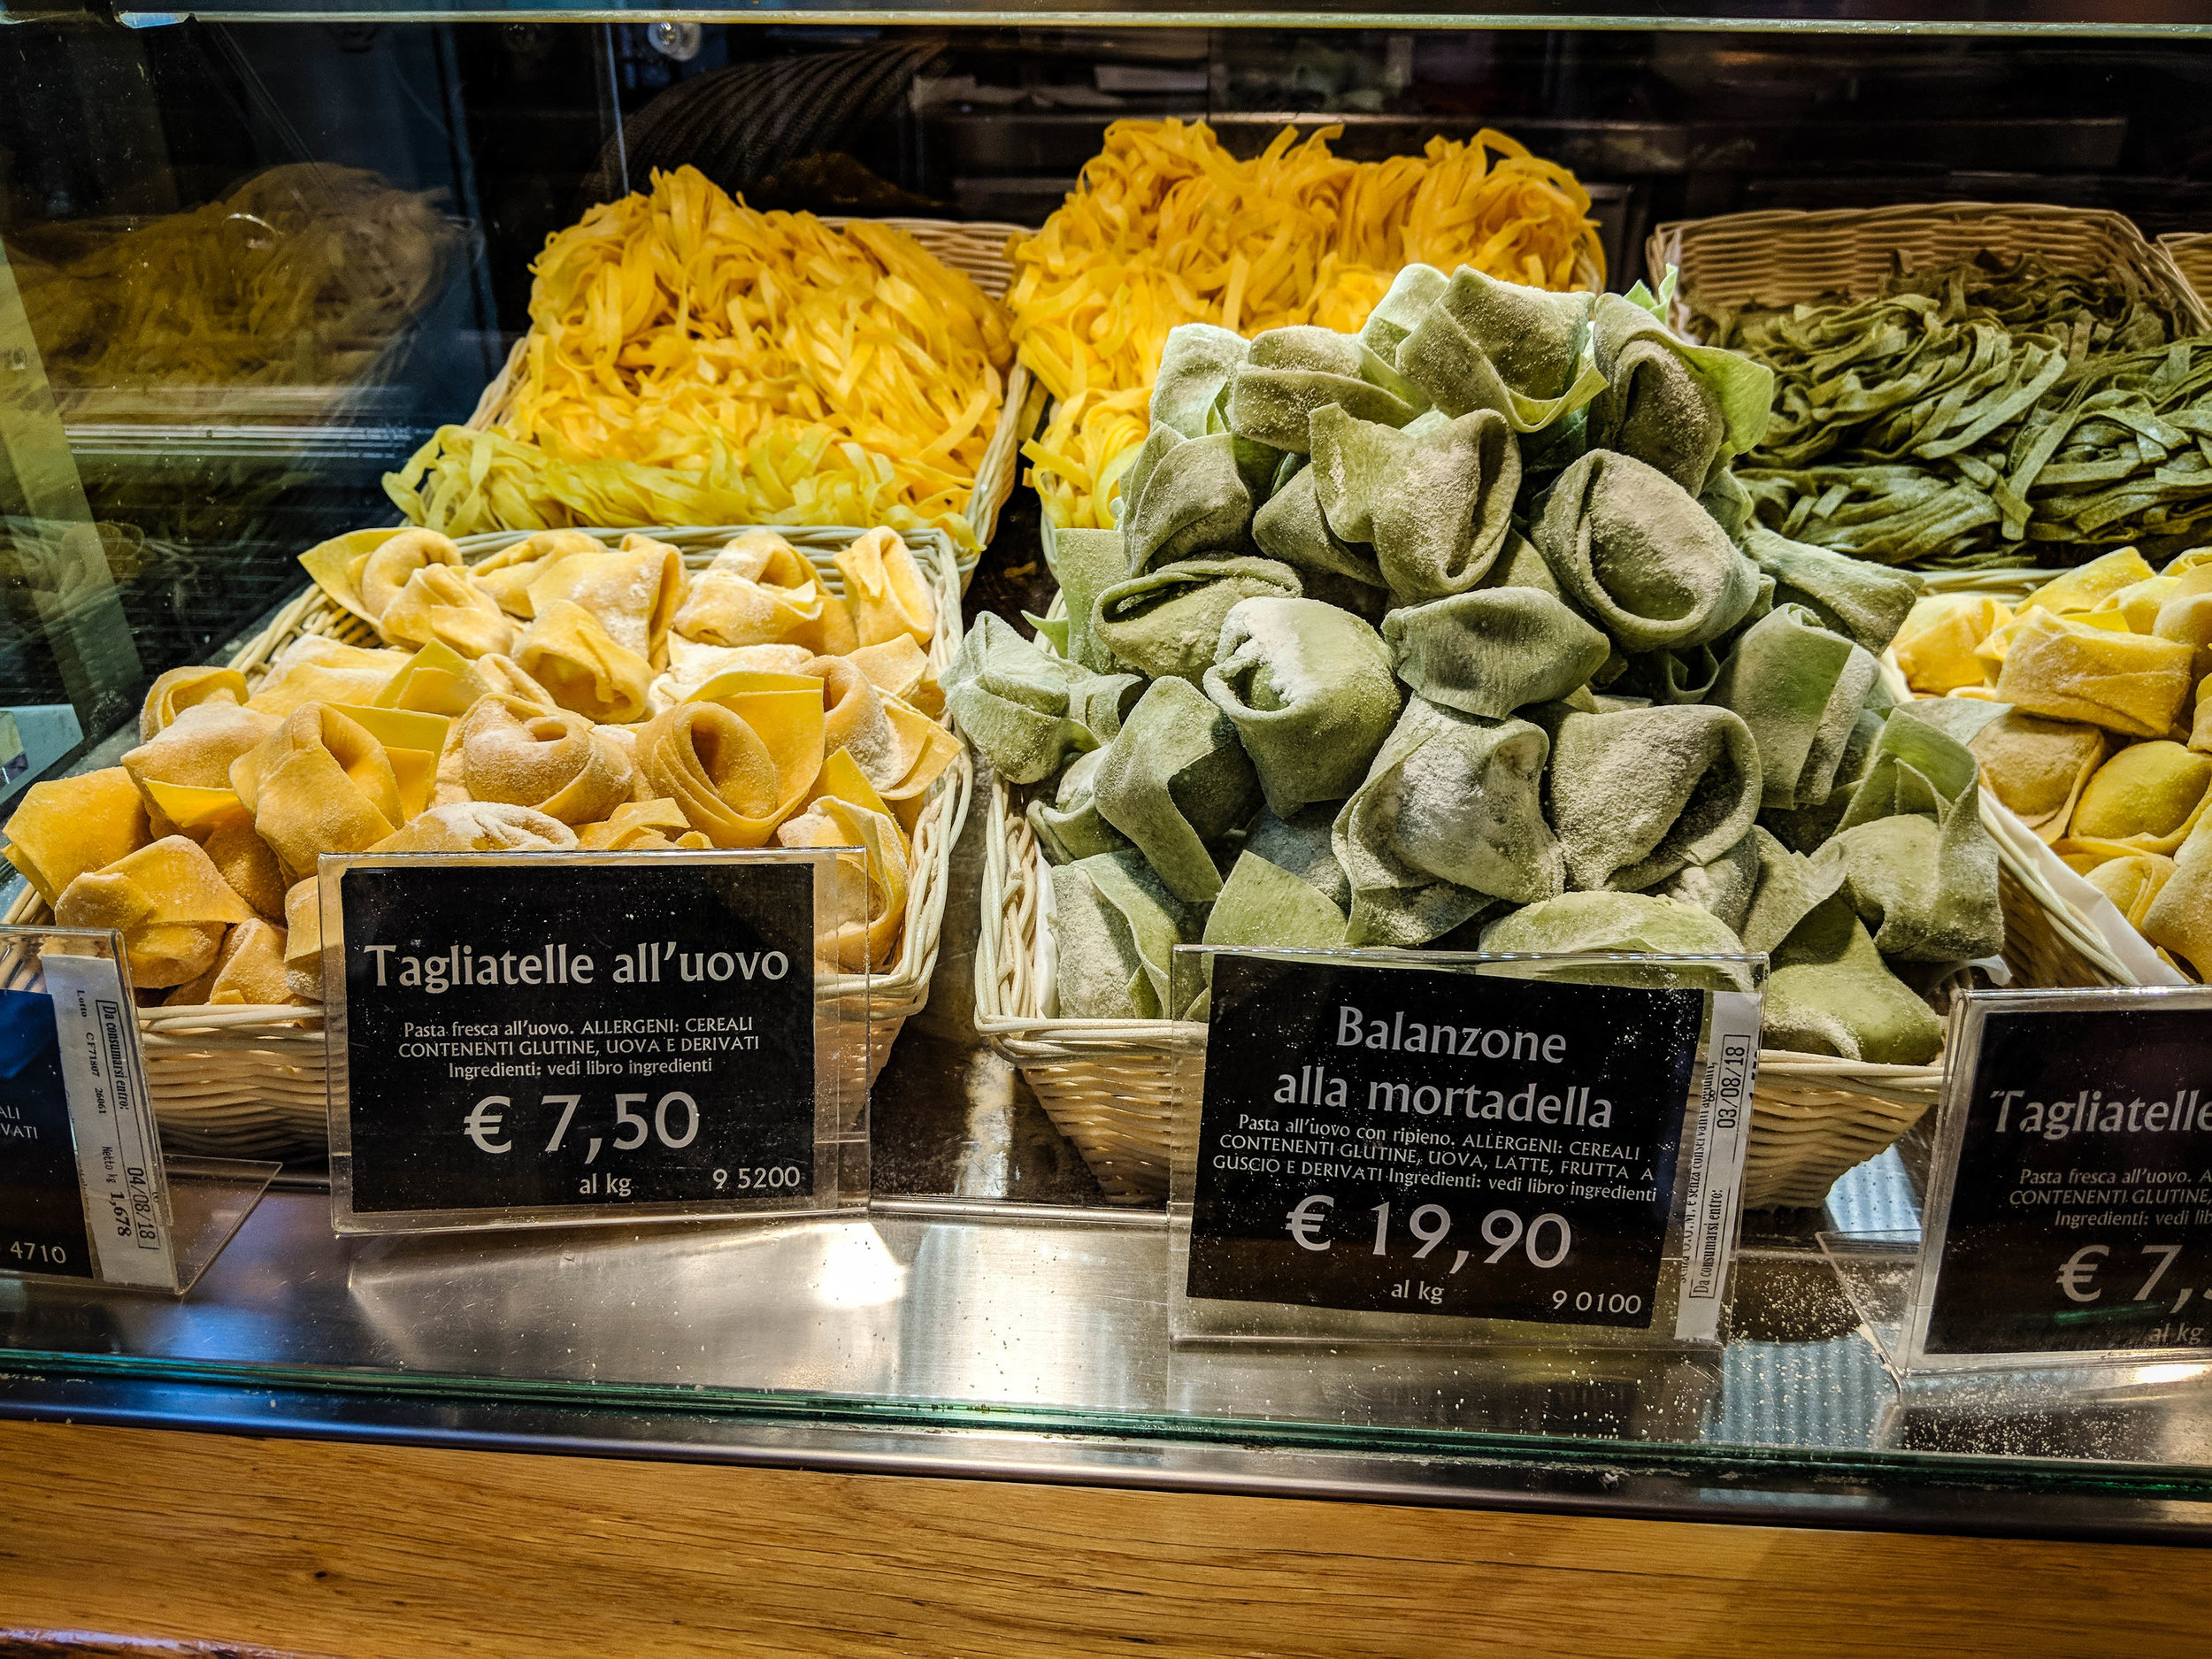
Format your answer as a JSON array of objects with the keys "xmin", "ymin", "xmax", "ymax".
[
  {"xmin": 526, "ymin": 534, "xmax": 687, "ymax": 667},
  {"xmin": 52, "ymin": 835, "xmax": 257, "ymax": 988},
  {"xmin": 296, "ymin": 525, "xmax": 462, "ymax": 633},
  {"xmin": 514, "ymin": 601, "xmax": 654, "ymax": 725},
  {"xmin": 577, "ymin": 799, "xmax": 710, "ymax": 851},
  {"xmin": 672, "ymin": 532, "xmax": 857, "ymax": 655},
  {"xmin": 230, "ymin": 703, "xmax": 407, "ymax": 884},
  {"xmin": 471, "ymin": 529, "xmax": 607, "ymax": 619},
  {"xmin": 836, "ymin": 527, "xmax": 937, "ymax": 650},
  {"xmin": 637, "ymin": 679, "xmax": 825, "ymax": 849},
  {"xmin": 242, "ymin": 637, "xmax": 411, "ymax": 719},
  {"xmin": 777, "ymin": 791, "xmax": 910, "ymax": 972},
  {"xmin": 2058, "ymin": 741, "xmax": 2212, "ymax": 864},
  {"xmin": 371, "ymin": 801, "xmax": 579, "ymax": 854},
  {"xmin": 2084, "ymin": 854, "xmax": 2178, "ymax": 931},
  {"xmin": 457, "ymin": 695, "xmax": 637, "ymax": 826},
  {"xmin": 1894, "ymin": 594, "xmax": 2012, "ymax": 695},
  {"xmin": 2142, "ymin": 810, "xmax": 2212, "ymax": 980},
  {"xmin": 2, "ymin": 769, "xmax": 150, "ymax": 907},
  {"xmin": 1994, "ymin": 609, "xmax": 2196, "ymax": 740},
  {"xmin": 807, "ymin": 655, "xmax": 961, "ymax": 833},
  {"xmin": 165, "ymin": 918, "xmax": 298, "ymax": 1008},
  {"xmin": 378, "ymin": 565, "xmax": 519, "ymax": 659},
  {"xmin": 139, "ymin": 664, "xmax": 250, "ymax": 739},
  {"xmin": 359, "ymin": 526, "xmax": 467, "ymax": 623}
]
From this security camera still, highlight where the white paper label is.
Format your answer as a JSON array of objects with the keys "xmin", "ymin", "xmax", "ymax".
[
  {"xmin": 1674, "ymin": 989, "xmax": 1758, "ymax": 1341},
  {"xmin": 42, "ymin": 952, "xmax": 175, "ymax": 1290}
]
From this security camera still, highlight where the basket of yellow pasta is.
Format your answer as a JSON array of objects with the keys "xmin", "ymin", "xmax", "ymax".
[
  {"xmin": 1, "ymin": 521, "xmax": 970, "ymax": 1159},
  {"xmin": 1008, "ymin": 119, "xmax": 1608, "ymax": 537},
  {"xmin": 383, "ymin": 166, "xmax": 1042, "ymax": 583}
]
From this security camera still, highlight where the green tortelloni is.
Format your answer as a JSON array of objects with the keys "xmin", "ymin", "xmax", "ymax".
[
  {"xmin": 1357, "ymin": 263, "xmax": 1450, "ymax": 362},
  {"xmin": 1654, "ymin": 829, "xmax": 1763, "ymax": 935},
  {"xmin": 1479, "ymin": 891, "xmax": 1755, "ymax": 993},
  {"xmin": 1394, "ymin": 266, "xmax": 1606, "ymax": 431},
  {"xmin": 1225, "ymin": 324, "xmax": 1427, "ymax": 453},
  {"xmin": 1741, "ymin": 825, "xmax": 1946, "ymax": 1064},
  {"xmin": 1586, "ymin": 291, "xmax": 1728, "ymax": 495},
  {"xmin": 1814, "ymin": 713, "xmax": 2003, "ymax": 964},
  {"xmin": 1709, "ymin": 603, "xmax": 1881, "ymax": 810},
  {"xmin": 1333, "ymin": 697, "xmax": 1563, "ymax": 948},
  {"xmin": 1251, "ymin": 465, "xmax": 1389, "ymax": 595},
  {"xmin": 1385, "ymin": 587, "xmax": 1611, "ymax": 719},
  {"xmin": 1091, "ymin": 675, "xmax": 1263, "ymax": 904},
  {"xmin": 1203, "ymin": 850, "xmax": 1348, "ymax": 954},
  {"xmin": 1540, "ymin": 702, "xmax": 1763, "ymax": 893},
  {"xmin": 1533, "ymin": 449, "xmax": 1763, "ymax": 655},
  {"xmin": 1245, "ymin": 805, "xmax": 1352, "ymax": 911},
  {"xmin": 945, "ymin": 612, "xmax": 1136, "ymax": 786},
  {"xmin": 1121, "ymin": 428, "xmax": 1259, "ymax": 574},
  {"xmin": 1307, "ymin": 406, "xmax": 1524, "ymax": 604},
  {"xmin": 1027, "ymin": 747, "xmax": 1132, "ymax": 866},
  {"xmin": 1148, "ymin": 323, "xmax": 1250, "ymax": 440},
  {"xmin": 1586, "ymin": 282, "xmax": 1777, "ymax": 491},
  {"xmin": 1762, "ymin": 894, "xmax": 1946, "ymax": 1065},
  {"xmin": 1044, "ymin": 525, "xmax": 1134, "ymax": 674},
  {"xmin": 1090, "ymin": 556, "xmax": 1302, "ymax": 684},
  {"xmin": 1202, "ymin": 596, "xmax": 1402, "ymax": 817},
  {"xmin": 1742, "ymin": 524, "xmax": 1924, "ymax": 656},
  {"xmin": 1048, "ymin": 850, "xmax": 1198, "ymax": 1020}
]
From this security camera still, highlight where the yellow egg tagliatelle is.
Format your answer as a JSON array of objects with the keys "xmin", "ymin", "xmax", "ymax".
[
  {"xmin": 1007, "ymin": 119, "xmax": 1606, "ymax": 526},
  {"xmin": 386, "ymin": 168, "xmax": 1014, "ymax": 550}
]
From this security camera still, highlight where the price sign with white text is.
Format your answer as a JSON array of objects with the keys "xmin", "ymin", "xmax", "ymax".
[
  {"xmin": 1909, "ymin": 987, "xmax": 2212, "ymax": 1369},
  {"xmin": 325, "ymin": 850, "xmax": 863, "ymax": 1234},
  {"xmin": 1171, "ymin": 948, "xmax": 1760, "ymax": 1348}
]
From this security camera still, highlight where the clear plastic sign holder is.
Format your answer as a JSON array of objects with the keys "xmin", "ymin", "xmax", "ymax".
[
  {"xmin": 1167, "ymin": 945, "xmax": 1763, "ymax": 1350},
  {"xmin": 322, "ymin": 848, "xmax": 867, "ymax": 1235},
  {"xmin": 0, "ymin": 924, "xmax": 276, "ymax": 1295},
  {"xmin": 1823, "ymin": 984, "xmax": 2212, "ymax": 1386}
]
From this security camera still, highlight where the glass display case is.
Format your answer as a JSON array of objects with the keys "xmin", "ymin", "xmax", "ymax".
[{"xmin": 8, "ymin": 0, "xmax": 2212, "ymax": 1542}]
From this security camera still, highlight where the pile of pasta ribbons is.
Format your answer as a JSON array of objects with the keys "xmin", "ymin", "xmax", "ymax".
[
  {"xmin": 387, "ymin": 167, "xmax": 1014, "ymax": 551},
  {"xmin": 1008, "ymin": 120, "xmax": 1607, "ymax": 528}
]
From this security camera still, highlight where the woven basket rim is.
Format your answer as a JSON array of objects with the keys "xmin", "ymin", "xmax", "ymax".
[
  {"xmin": 1648, "ymin": 198, "xmax": 2212, "ymax": 338},
  {"xmin": 465, "ymin": 215, "xmax": 1041, "ymax": 565}
]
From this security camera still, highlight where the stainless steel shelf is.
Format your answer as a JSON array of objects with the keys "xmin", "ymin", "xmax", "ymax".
[{"xmin": 8, "ymin": 1183, "xmax": 2212, "ymax": 1533}]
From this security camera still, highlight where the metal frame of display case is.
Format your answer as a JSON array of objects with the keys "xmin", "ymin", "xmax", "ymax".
[{"xmin": 84, "ymin": 4, "xmax": 2212, "ymax": 34}]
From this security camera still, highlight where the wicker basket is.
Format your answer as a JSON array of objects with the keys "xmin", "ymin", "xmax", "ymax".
[
  {"xmin": 1648, "ymin": 201, "xmax": 2211, "ymax": 338},
  {"xmin": 4, "ymin": 523, "xmax": 972, "ymax": 1160},
  {"xmin": 976, "ymin": 770, "xmax": 1959, "ymax": 1211},
  {"xmin": 465, "ymin": 219, "xmax": 1045, "ymax": 583},
  {"xmin": 2158, "ymin": 231, "xmax": 2212, "ymax": 320}
]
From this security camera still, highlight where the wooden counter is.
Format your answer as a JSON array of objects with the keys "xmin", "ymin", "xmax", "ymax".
[{"xmin": 1, "ymin": 1418, "xmax": 2207, "ymax": 1657}]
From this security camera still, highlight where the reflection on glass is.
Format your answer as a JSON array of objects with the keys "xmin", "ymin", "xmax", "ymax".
[{"xmin": 9, "ymin": 164, "xmax": 460, "ymax": 421}]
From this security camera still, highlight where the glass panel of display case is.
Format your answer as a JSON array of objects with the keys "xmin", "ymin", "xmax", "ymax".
[{"xmin": 6, "ymin": 12, "xmax": 2212, "ymax": 1520}]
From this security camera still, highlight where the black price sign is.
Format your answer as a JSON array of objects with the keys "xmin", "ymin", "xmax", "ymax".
[
  {"xmin": 333, "ymin": 856, "xmax": 820, "ymax": 1227},
  {"xmin": 1186, "ymin": 955, "xmax": 1709, "ymax": 1330},
  {"xmin": 0, "ymin": 987, "xmax": 96, "ymax": 1281},
  {"xmin": 1919, "ymin": 995, "xmax": 2212, "ymax": 1359}
]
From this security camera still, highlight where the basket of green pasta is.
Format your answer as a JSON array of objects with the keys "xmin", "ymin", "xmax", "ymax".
[
  {"xmin": 1652, "ymin": 203, "xmax": 2212, "ymax": 572},
  {"xmin": 958, "ymin": 264, "xmax": 2002, "ymax": 1208}
]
